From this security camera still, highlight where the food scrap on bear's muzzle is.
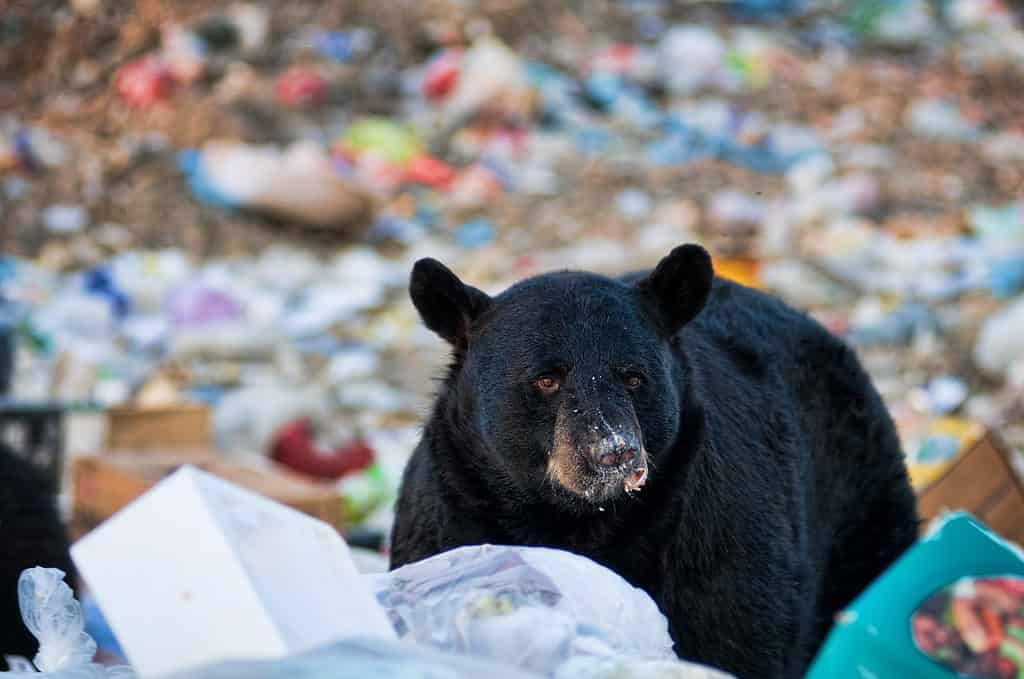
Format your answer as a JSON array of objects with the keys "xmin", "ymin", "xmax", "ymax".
[{"xmin": 624, "ymin": 465, "xmax": 648, "ymax": 493}]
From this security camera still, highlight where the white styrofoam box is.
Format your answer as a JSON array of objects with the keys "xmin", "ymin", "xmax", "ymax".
[{"xmin": 70, "ymin": 465, "xmax": 395, "ymax": 678}]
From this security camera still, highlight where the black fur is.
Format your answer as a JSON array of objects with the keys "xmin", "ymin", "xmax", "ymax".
[
  {"xmin": 0, "ymin": 443, "xmax": 76, "ymax": 666},
  {"xmin": 391, "ymin": 244, "xmax": 919, "ymax": 679}
]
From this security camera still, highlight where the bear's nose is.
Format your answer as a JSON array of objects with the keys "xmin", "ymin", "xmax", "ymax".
[{"xmin": 593, "ymin": 434, "xmax": 640, "ymax": 468}]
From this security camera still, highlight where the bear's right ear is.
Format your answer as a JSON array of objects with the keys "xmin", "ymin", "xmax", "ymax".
[
  {"xmin": 636, "ymin": 244, "xmax": 714, "ymax": 335},
  {"xmin": 410, "ymin": 258, "xmax": 492, "ymax": 349}
]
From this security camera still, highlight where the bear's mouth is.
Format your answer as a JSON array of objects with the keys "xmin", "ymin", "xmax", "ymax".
[{"xmin": 546, "ymin": 448, "xmax": 649, "ymax": 504}]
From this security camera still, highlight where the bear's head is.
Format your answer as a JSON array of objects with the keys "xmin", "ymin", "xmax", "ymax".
[{"xmin": 410, "ymin": 244, "xmax": 713, "ymax": 509}]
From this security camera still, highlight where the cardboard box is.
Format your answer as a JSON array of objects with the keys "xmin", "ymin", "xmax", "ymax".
[
  {"xmin": 71, "ymin": 451, "xmax": 346, "ymax": 538},
  {"xmin": 71, "ymin": 466, "xmax": 395, "ymax": 678},
  {"xmin": 105, "ymin": 404, "xmax": 211, "ymax": 450},
  {"xmin": 915, "ymin": 431, "xmax": 1024, "ymax": 546}
]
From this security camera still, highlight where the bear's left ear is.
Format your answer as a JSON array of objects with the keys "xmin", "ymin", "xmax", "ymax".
[
  {"xmin": 636, "ymin": 244, "xmax": 714, "ymax": 335},
  {"xmin": 410, "ymin": 258, "xmax": 492, "ymax": 349}
]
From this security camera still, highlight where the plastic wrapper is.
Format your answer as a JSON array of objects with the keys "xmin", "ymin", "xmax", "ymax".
[
  {"xmin": 369, "ymin": 545, "xmax": 730, "ymax": 678},
  {"xmin": 1, "ymin": 568, "xmax": 134, "ymax": 679},
  {"xmin": 165, "ymin": 637, "xmax": 731, "ymax": 679},
  {"xmin": 162, "ymin": 637, "xmax": 542, "ymax": 679}
]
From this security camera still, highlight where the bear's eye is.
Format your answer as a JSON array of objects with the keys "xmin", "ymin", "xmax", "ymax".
[
  {"xmin": 622, "ymin": 372, "xmax": 644, "ymax": 390},
  {"xmin": 534, "ymin": 375, "xmax": 560, "ymax": 394}
]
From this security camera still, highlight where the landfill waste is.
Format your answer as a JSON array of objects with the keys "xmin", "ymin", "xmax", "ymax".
[
  {"xmin": 114, "ymin": 56, "xmax": 178, "ymax": 108},
  {"xmin": 212, "ymin": 385, "xmax": 330, "ymax": 457},
  {"xmin": 440, "ymin": 37, "xmax": 534, "ymax": 128},
  {"xmin": 906, "ymin": 99, "xmax": 980, "ymax": 141},
  {"xmin": 164, "ymin": 637, "xmax": 551, "ymax": 679},
  {"xmin": 81, "ymin": 594, "xmax": 126, "ymax": 666},
  {"xmin": 168, "ymin": 637, "xmax": 732, "ymax": 679},
  {"xmin": 974, "ymin": 295, "xmax": 1024, "ymax": 378},
  {"xmin": 274, "ymin": 67, "xmax": 329, "ymax": 108},
  {"xmin": 1, "ymin": 0, "xmax": 1023, "ymax": 547},
  {"xmin": 368, "ymin": 544, "xmax": 722, "ymax": 678},
  {"xmin": 270, "ymin": 418, "xmax": 375, "ymax": 480},
  {"xmin": 179, "ymin": 141, "xmax": 373, "ymax": 229},
  {"xmin": 846, "ymin": 0, "xmax": 937, "ymax": 47},
  {"xmin": 70, "ymin": 466, "xmax": 396, "ymax": 678},
  {"xmin": 41, "ymin": 206, "xmax": 88, "ymax": 235},
  {"xmin": 0, "ymin": 568, "xmax": 134, "ymax": 678},
  {"xmin": 806, "ymin": 513, "xmax": 1024, "ymax": 679}
]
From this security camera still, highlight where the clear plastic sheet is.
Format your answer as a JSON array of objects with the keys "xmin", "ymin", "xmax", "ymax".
[
  {"xmin": 1, "ymin": 569, "xmax": 133, "ymax": 679},
  {"xmin": 370, "ymin": 545, "xmax": 731, "ymax": 678}
]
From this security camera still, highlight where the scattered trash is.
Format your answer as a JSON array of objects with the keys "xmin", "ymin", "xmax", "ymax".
[
  {"xmin": 114, "ymin": 56, "xmax": 177, "ymax": 108},
  {"xmin": 404, "ymin": 154, "xmax": 457, "ymax": 189},
  {"xmin": 657, "ymin": 26, "xmax": 728, "ymax": 95},
  {"xmin": 311, "ymin": 31, "xmax": 363, "ymax": 63},
  {"xmin": 270, "ymin": 418, "xmax": 375, "ymax": 480},
  {"xmin": 274, "ymin": 67, "xmax": 328, "ymax": 108},
  {"xmin": 2, "ymin": 567, "xmax": 134, "ymax": 678},
  {"xmin": 66, "ymin": 472, "xmax": 731, "ymax": 679},
  {"xmin": 41, "ymin": 205, "xmax": 88, "ymax": 234},
  {"xmin": 372, "ymin": 545, "xmax": 678, "ymax": 670},
  {"xmin": 847, "ymin": 0, "xmax": 936, "ymax": 46},
  {"xmin": 2, "ymin": 0, "xmax": 1024, "ymax": 599},
  {"xmin": 423, "ymin": 49, "xmax": 462, "ymax": 100},
  {"xmin": 906, "ymin": 99, "xmax": 980, "ymax": 141},
  {"xmin": 909, "ymin": 376, "xmax": 969, "ymax": 416},
  {"xmin": 442, "ymin": 37, "xmax": 533, "ymax": 126},
  {"xmin": 806, "ymin": 513, "xmax": 1024, "ymax": 679},
  {"xmin": 167, "ymin": 283, "xmax": 243, "ymax": 328},
  {"xmin": 454, "ymin": 218, "xmax": 496, "ymax": 248},
  {"xmin": 179, "ymin": 141, "xmax": 372, "ymax": 229},
  {"xmin": 161, "ymin": 24, "xmax": 208, "ymax": 85},
  {"xmin": 70, "ymin": 466, "xmax": 396, "ymax": 677},
  {"xmin": 974, "ymin": 295, "xmax": 1024, "ymax": 378},
  {"xmin": 615, "ymin": 189, "xmax": 653, "ymax": 221},
  {"xmin": 165, "ymin": 638, "xmax": 547, "ymax": 679}
]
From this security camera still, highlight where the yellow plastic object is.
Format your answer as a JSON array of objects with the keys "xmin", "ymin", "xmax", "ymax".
[
  {"xmin": 906, "ymin": 417, "xmax": 986, "ymax": 492},
  {"xmin": 713, "ymin": 256, "xmax": 762, "ymax": 289}
]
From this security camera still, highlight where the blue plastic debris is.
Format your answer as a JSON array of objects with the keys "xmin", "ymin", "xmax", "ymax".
[
  {"xmin": 454, "ymin": 218, "xmax": 496, "ymax": 249},
  {"xmin": 82, "ymin": 266, "xmax": 131, "ymax": 319},
  {"xmin": 314, "ymin": 32, "xmax": 354, "ymax": 63},
  {"xmin": 177, "ymin": 149, "xmax": 240, "ymax": 211},
  {"xmin": 990, "ymin": 257, "xmax": 1024, "ymax": 299},
  {"xmin": 647, "ymin": 114, "xmax": 820, "ymax": 173}
]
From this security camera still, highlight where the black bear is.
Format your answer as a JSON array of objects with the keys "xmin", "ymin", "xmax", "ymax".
[
  {"xmin": 0, "ymin": 442, "xmax": 77, "ymax": 667},
  {"xmin": 390, "ymin": 243, "xmax": 919, "ymax": 679}
]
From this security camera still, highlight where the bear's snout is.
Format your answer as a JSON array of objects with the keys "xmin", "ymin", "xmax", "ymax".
[
  {"xmin": 591, "ymin": 431, "xmax": 640, "ymax": 468},
  {"xmin": 548, "ymin": 401, "xmax": 649, "ymax": 501}
]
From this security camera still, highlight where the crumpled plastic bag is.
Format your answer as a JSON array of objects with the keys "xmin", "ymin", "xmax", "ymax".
[
  {"xmin": 369, "ymin": 545, "xmax": 732, "ymax": 679},
  {"xmin": 1, "ymin": 568, "xmax": 134, "ymax": 679},
  {"xmin": 162, "ymin": 637, "xmax": 543, "ymax": 679}
]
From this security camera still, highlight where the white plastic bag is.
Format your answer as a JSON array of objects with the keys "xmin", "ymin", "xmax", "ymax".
[
  {"xmin": 370, "ymin": 545, "xmax": 732, "ymax": 678},
  {"xmin": 1, "ymin": 568, "xmax": 134, "ymax": 679},
  {"xmin": 163, "ymin": 637, "xmax": 544, "ymax": 679}
]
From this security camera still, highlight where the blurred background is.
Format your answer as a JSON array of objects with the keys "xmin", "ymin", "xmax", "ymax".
[{"xmin": 1, "ymin": 0, "xmax": 1023, "ymax": 550}]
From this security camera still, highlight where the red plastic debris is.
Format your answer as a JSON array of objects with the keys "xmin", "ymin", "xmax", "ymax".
[
  {"xmin": 446, "ymin": 162, "xmax": 505, "ymax": 209},
  {"xmin": 115, "ymin": 56, "xmax": 177, "ymax": 108},
  {"xmin": 354, "ymin": 153, "xmax": 406, "ymax": 194},
  {"xmin": 270, "ymin": 418, "xmax": 375, "ymax": 480},
  {"xmin": 422, "ymin": 49, "xmax": 461, "ymax": 100},
  {"xmin": 405, "ymin": 154, "xmax": 457, "ymax": 188},
  {"xmin": 275, "ymin": 67, "xmax": 328, "ymax": 107},
  {"xmin": 591, "ymin": 43, "xmax": 637, "ymax": 76}
]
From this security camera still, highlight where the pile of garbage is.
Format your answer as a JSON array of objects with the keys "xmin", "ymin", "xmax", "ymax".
[
  {"xmin": 2, "ymin": 0, "xmax": 1024, "ymax": 537},
  {"xmin": 3, "ymin": 467, "xmax": 732, "ymax": 678}
]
